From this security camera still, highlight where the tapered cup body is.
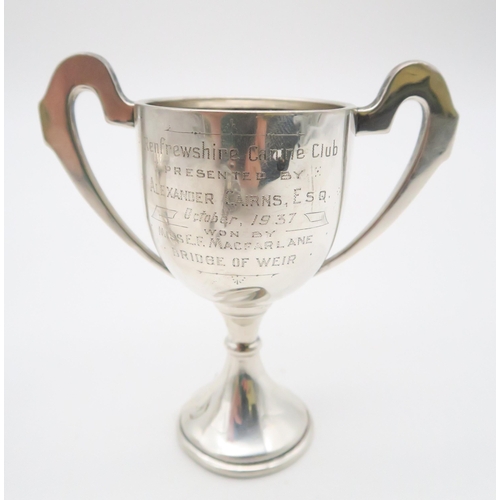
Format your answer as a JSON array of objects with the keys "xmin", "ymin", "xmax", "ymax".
[{"xmin": 138, "ymin": 99, "xmax": 353, "ymax": 306}]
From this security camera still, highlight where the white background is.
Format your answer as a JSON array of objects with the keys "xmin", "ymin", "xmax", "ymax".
[{"xmin": 5, "ymin": 0, "xmax": 495, "ymax": 498}]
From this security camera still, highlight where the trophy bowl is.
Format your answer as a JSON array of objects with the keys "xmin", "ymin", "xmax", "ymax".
[{"xmin": 40, "ymin": 54, "xmax": 458, "ymax": 477}]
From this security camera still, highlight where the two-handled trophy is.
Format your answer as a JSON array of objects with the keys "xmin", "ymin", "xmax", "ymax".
[{"xmin": 40, "ymin": 54, "xmax": 457, "ymax": 477}]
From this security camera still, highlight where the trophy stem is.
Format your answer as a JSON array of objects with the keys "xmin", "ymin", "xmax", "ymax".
[{"xmin": 178, "ymin": 304, "xmax": 312, "ymax": 478}]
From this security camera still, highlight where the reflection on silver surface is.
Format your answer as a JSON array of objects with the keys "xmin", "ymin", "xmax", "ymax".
[{"xmin": 40, "ymin": 54, "xmax": 458, "ymax": 477}]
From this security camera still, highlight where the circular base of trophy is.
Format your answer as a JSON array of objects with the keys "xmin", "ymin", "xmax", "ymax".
[
  {"xmin": 177, "ymin": 333, "xmax": 313, "ymax": 477},
  {"xmin": 178, "ymin": 416, "xmax": 313, "ymax": 478}
]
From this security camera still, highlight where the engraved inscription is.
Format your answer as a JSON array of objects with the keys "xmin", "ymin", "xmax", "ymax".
[
  {"xmin": 145, "ymin": 137, "xmax": 338, "ymax": 162},
  {"xmin": 162, "ymin": 163, "xmax": 310, "ymax": 182},
  {"xmin": 150, "ymin": 180, "xmax": 214, "ymax": 204},
  {"xmin": 157, "ymin": 225, "xmax": 313, "ymax": 251},
  {"xmin": 144, "ymin": 118, "xmax": 344, "ymax": 298}
]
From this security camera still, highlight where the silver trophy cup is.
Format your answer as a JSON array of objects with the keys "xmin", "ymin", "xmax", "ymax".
[{"xmin": 40, "ymin": 55, "xmax": 458, "ymax": 477}]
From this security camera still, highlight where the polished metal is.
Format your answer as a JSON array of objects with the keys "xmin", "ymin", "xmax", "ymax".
[{"xmin": 40, "ymin": 54, "xmax": 458, "ymax": 477}]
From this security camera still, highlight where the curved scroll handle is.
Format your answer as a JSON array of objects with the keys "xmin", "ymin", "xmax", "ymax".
[
  {"xmin": 39, "ymin": 54, "xmax": 170, "ymax": 275},
  {"xmin": 318, "ymin": 61, "xmax": 458, "ymax": 274}
]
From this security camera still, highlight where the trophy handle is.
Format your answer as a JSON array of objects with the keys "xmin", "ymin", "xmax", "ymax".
[
  {"xmin": 318, "ymin": 61, "xmax": 458, "ymax": 274},
  {"xmin": 39, "ymin": 54, "xmax": 170, "ymax": 275}
]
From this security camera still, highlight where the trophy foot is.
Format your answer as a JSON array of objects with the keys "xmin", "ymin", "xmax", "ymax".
[
  {"xmin": 178, "ymin": 337, "xmax": 312, "ymax": 478},
  {"xmin": 178, "ymin": 417, "xmax": 312, "ymax": 478}
]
